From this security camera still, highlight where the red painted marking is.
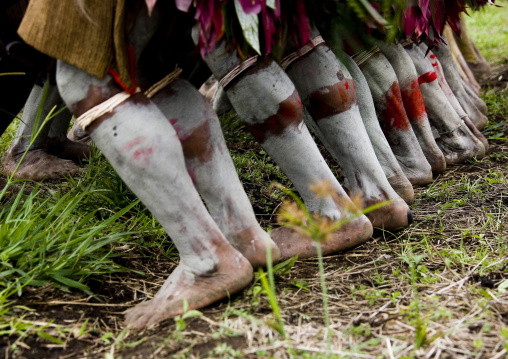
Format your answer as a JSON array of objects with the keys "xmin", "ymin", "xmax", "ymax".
[
  {"xmin": 430, "ymin": 54, "xmax": 436, "ymax": 59},
  {"xmin": 400, "ymin": 79, "xmax": 427, "ymax": 124},
  {"xmin": 345, "ymin": 82, "xmax": 349, "ymax": 90},
  {"xmin": 380, "ymin": 82, "xmax": 411, "ymax": 132},
  {"xmin": 123, "ymin": 136, "xmax": 154, "ymax": 166},
  {"xmin": 297, "ymin": 98, "xmax": 302, "ymax": 109},
  {"xmin": 353, "ymin": 82, "xmax": 355, "ymax": 90},
  {"xmin": 417, "ymin": 72, "xmax": 437, "ymax": 85},
  {"xmin": 431, "ymin": 62, "xmax": 454, "ymax": 96},
  {"xmin": 280, "ymin": 100, "xmax": 299, "ymax": 119},
  {"xmin": 123, "ymin": 137, "xmax": 146, "ymax": 151},
  {"xmin": 246, "ymin": 90, "xmax": 303, "ymax": 143},
  {"xmin": 132, "ymin": 147, "xmax": 154, "ymax": 163}
]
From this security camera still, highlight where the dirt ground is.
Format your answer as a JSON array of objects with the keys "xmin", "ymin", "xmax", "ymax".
[{"xmin": 1, "ymin": 66, "xmax": 507, "ymax": 359}]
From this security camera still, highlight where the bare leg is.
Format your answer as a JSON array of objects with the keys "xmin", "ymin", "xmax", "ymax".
[
  {"xmin": 46, "ymin": 105, "xmax": 91, "ymax": 160},
  {"xmin": 445, "ymin": 28, "xmax": 482, "ymax": 91},
  {"xmin": 205, "ymin": 44, "xmax": 373, "ymax": 260},
  {"xmin": 381, "ymin": 43, "xmax": 446, "ymax": 174},
  {"xmin": 431, "ymin": 38, "xmax": 488, "ymax": 130},
  {"xmin": 151, "ymin": 79, "xmax": 280, "ymax": 268},
  {"xmin": 423, "ymin": 47, "xmax": 489, "ymax": 151},
  {"xmin": 360, "ymin": 52, "xmax": 433, "ymax": 185},
  {"xmin": 286, "ymin": 42, "xmax": 411, "ymax": 230},
  {"xmin": 56, "ymin": 61, "xmax": 253, "ymax": 330},
  {"xmin": 340, "ymin": 54, "xmax": 414, "ymax": 204},
  {"xmin": 404, "ymin": 44, "xmax": 485, "ymax": 164},
  {"xmin": 461, "ymin": 76, "xmax": 488, "ymax": 115},
  {"xmin": 56, "ymin": 7, "xmax": 256, "ymax": 328},
  {"xmin": 2, "ymin": 82, "xmax": 82, "ymax": 180}
]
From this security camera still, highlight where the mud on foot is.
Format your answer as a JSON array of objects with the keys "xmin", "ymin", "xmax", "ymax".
[
  {"xmin": 434, "ymin": 122, "xmax": 485, "ymax": 164},
  {"xmin": 48, "ymin": 138, "xmax": 91, "ymax": 161},
  {"xmin": 270, "ymin": 214, "xmax": 373, "ymax": 261},
  {"xmin": 124, "ymin": 253, "xmax": 253, "ymax": 330},
  {"xmin": 2, "ymin": 148, "xmax": 82, "ymax": 181},
  {"xmin": 387, "ymin": 174, "xmax": 415, "ymax": 205},
  {"xmin": 228, "ymin": 226, "xmax": 281, "ymax": 269},
  {"xmin": 364, "ymin": 196, "xmax": 413, "ymax": 231}
]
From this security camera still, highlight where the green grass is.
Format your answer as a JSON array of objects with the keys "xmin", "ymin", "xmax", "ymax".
[{"xmin": 466, "ymin": 0, "xmax": 508, "ymax": 65}]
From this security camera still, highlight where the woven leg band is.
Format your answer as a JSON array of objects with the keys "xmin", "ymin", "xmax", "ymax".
[
  {"xmin": 279, "ymin": 36, "xmax": 325, "ymax": 71},
  {"xmin": 218, "ymin": 56, "xmax": 259, "ymax": 89},
  {"xmin": 76, "ymin": 68, "xmax": 182, "ymax": 130},
  {"xmin": 352, "ymin": 46, "xmax": 382, "ymax": 67}
]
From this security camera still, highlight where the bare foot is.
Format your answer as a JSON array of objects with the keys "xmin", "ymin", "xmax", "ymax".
[
  {"xmin": 397, "ymin": 158, "xmax": 433, "ymax": 186},
  {"xmin": 387, "ymin": 174, "xmax": 415, "ymax": 205},
  {"xmin": 270, "ymin": 215, "xmax": 373, "ymax": 260},
  {"xmin": 433, "ymin": 121, "xmax": 485, "ymax": 164},
  {"xmin": 124, "ymin": 250, "xmax": 253, "ymax": 329},
  {"xmin": 2, "ymin": 149, "xmax": 82, "ymax": 181},
  {"xmin": 47, "ymin": 138, "xmax": 91, "ymax": 161},
  {"xmin": 228, "ymin": 226, "xmax": 281, "ymax": 268},
  {"xmin": 470, "ymin": 109, "xmax": 488, "ymax": 131},
  {"xmin": 364, "ymin": 195, "xmax": 413, "ymax": 231},
  {"xmin": 463, "ymin": 116, "xmax": 489, "ymax": 152}
]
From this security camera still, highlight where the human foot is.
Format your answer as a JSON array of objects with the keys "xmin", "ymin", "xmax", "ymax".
[
  {"xmin": 387, "ymin": 174, "xmax": 414, "ymax": 204},
  {"xmin": 151, "ymin": 80, "xmax": 280, "ymax": 269},
  {"xmin": 228, "ymin": 227, "xmax": 281, "ymax": 268},
  {"xmin": 360, "ymin": 53, "xmax": 433, "ymax": 186},
  {"xmin": 432, "ymin": 121, "xmax": 485, "ymax": 164},
  {"xmin": 2, "ymin": 148, "xmax": 82, "ymax": 181},
  {"xmin": 462, "ymin": 116, "xmax": 489, "ymax": 152},
  {"xmin": 340, "ymin": 54, "xmax": 417, "ymax": 201},
  {"xmin": 46, "ymin": 137, "xmax": 91, "ymax": 161},
  {"xmin": 270, "ymin": 214, "xmax": 373, "ymax": 260},
  {"xmin": 124, "ymin": 251, "xmax": 253, "ymax": 329}
]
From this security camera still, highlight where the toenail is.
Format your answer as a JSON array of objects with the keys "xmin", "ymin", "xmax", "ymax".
[{"xmin": 407, "ymin": 209, "xmax": 414, "ymax": 225}]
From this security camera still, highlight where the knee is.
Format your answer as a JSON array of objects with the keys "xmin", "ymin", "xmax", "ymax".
[{"xmin": 56, "ymin": 60, "xmax": 121, "ymax": 117}]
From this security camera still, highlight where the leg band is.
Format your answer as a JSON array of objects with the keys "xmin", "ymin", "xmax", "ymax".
[
  {"xmin": 218, "ymin": 55, "xmax": 258, "ymax": 89},
  {"xmin": 279, "ymin": 36, "xmax": 325, "ymax": 70},
  {"xmin": 76, "ymin": 68, "xmax": 182, "ymax": 129},
  {"xmin": 353, "ymin": 46, "xmax": 382, "ymax": 66}
]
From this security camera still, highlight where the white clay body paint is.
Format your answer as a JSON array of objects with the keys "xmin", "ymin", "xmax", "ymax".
[
  {"xmin": 431, "ymin": 40, "xmax": 488, "ymax": 130},
  {"xmin": 55, "ymin": 8, "xmax": 256, "ymax": 330},
  {"xmin": 151, "ymin": 79, "xmax": 278, "ymax": 267},
  {"xmin": 359, "ymin": 52, "xmax": 433, "ymax": 185},
  {"xmin": 227, "ymin": 61, "xmax": 296, "ymax": 124},
  {"xmin": 404, "ymin": 44, "xmax": 485, "ymax": 164},
  {"xmin": 381, "ymin": 43, "xmax": 446, "ymax": 174},
  {"xmin": 286, "ymin": 42, "xmax": 411, "ymax": 229}
]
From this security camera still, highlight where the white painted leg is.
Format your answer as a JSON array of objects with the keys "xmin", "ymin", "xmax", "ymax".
[
  {"xmin": 360, "ymin": 52, "xmax": 433, "ymax": 185},
  {"xmin": 204, "ymin": 47, "xmax": 373, "ymax": 260},
  {"xmin": 405, "ymin": 44, "xmax": 485, "ymax": 164},
  {"xmin": 381, "ymin": 44, "xmax": 446, "ymax": 174},
  {"xmin": 56, "ymin": 61, "xmax": 253, "ymax": 330},
  {"xmin": 286, "ymin": 43, "xmax": 412, "ymax": 230},
  {"xmin": 431, "ymin": 39, "xmax": 488, "ymax": 130},
  {"xmin": 340, "ymin": 54, "xmax": 414, "ymax": 204},
  {"xmin": 151, "ymin": 79, "xmax": 280, "ymax": 268}
]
